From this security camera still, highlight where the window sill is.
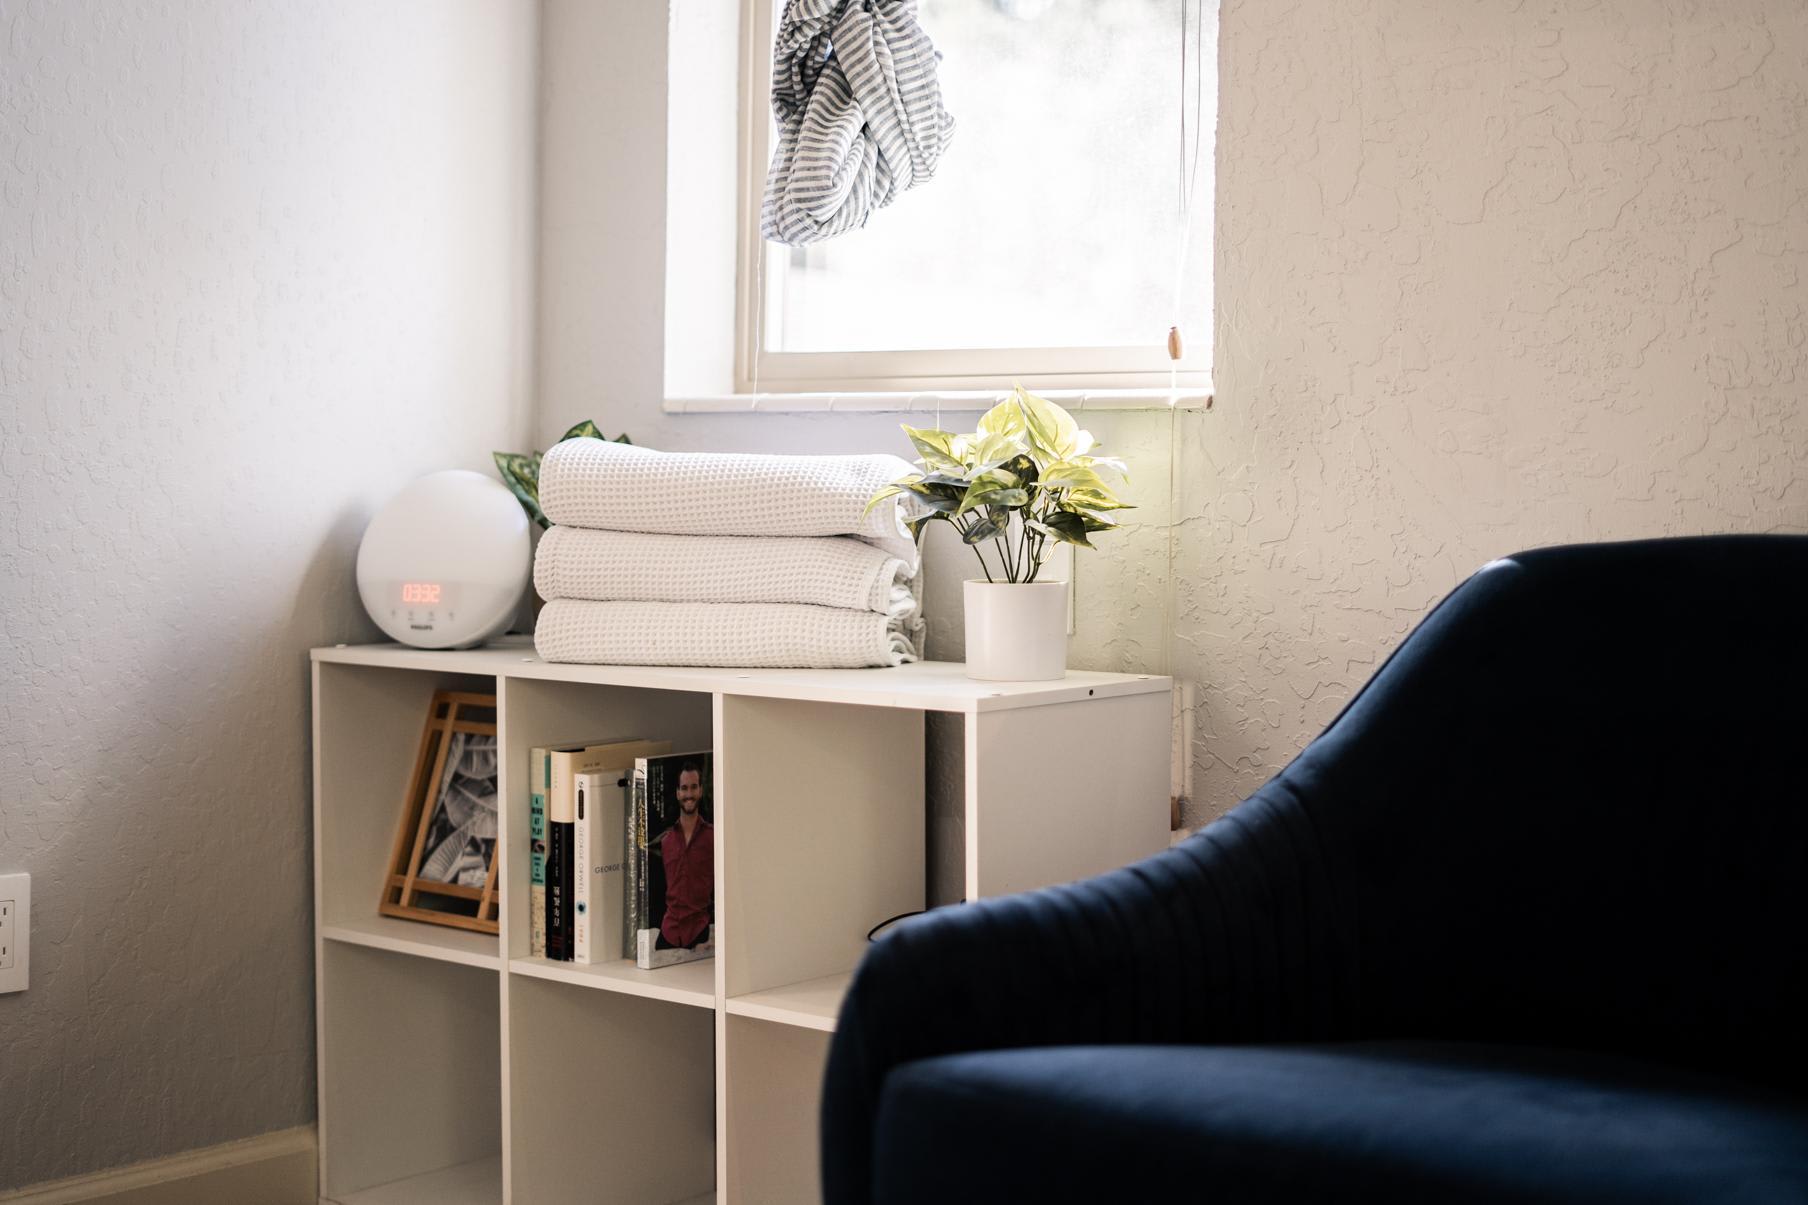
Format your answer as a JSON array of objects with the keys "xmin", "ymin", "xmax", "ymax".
[{"xmin": 662, "ymin": 387, "xmax": 1212, "ymax": 415}]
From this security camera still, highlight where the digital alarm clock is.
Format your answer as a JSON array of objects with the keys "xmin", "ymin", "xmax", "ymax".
[{"xmin": 356, "ymin": 469, "xmax": 531, "ymax": 649}]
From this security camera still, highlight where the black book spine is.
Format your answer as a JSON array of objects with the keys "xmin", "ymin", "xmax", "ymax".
[{"xmin": 547, "ymin": 818, "xmax": 570, "ymax": 961}]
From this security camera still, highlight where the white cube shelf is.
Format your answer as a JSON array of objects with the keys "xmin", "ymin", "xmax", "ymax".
[{"xmin": 312, "ymin": 640, "xmax": 1171, "ymax": 1204}]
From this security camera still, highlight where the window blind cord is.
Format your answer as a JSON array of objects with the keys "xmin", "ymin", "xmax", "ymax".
[
  {"xmin": 1169, "ymin": 0, "xmax": 1206, "ymax": 372},
  {"xmin": 1165, "ymin": 0, "xmax": 1205, "ymax": 816}
]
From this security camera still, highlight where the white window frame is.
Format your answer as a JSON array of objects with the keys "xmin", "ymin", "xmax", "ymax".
[{"xmin": 728, "ymin": 0, "xmax": 1213, "ymax": 405}]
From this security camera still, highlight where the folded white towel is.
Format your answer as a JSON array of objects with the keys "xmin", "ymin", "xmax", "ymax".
[
  {"xmin": 539, "ymin": 439, "xmax": 920, "ymax": 565},
  {"xmin": 535, "ymin": 599, "xmax": 921, "ymax": 669},
  {"xmin": 534, "ymin": 527, "xmax": 917, "ymax": 617}
]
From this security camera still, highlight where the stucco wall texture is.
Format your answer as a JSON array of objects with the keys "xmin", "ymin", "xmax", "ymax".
[
  {"xmin": 0, "ymin": 0, "xmax": 536, "ymax": 1189},
  {"xmin": 1176, "ymin": 0, "xmax": 1808, "ymax": 820}
]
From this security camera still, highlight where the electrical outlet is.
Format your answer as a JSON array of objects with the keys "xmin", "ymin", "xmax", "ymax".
[{"xmin": 0, "ymin": 873, "xmax": 29, "ymax": 993}]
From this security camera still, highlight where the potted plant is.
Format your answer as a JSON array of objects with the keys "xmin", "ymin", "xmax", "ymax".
[{"xmin": 868, "ymin": 386, "xmax": 1131, "ymax": 680}]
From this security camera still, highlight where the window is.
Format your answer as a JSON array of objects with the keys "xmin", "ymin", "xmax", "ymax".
[{"xmin": 738, "ymin": 0, "xmax": 1216, "ymax": 397}]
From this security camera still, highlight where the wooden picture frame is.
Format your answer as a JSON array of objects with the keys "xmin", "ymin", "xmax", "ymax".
[{"xmin": 378, "ymin": 690, "xmax": 501, "ymax": 934}]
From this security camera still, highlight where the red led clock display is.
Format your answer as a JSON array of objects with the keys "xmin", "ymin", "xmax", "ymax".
[{"xmin": 401, "ymin": 582, "xmax": 442, "ymax": 605}]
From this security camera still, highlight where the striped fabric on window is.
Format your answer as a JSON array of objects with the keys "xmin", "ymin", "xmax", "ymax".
[{"xmin": 762, "ymin": 0, "xmax": 954, "ymax": 246}]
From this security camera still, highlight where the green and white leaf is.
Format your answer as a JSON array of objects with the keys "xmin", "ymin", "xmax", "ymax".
[
  {"xmin": 491, "ymin": 451, "xmax": 545, "ymax": 526},
  {"xmin": 962, "ymin": 510, "xmax": 1008, "ymax": 545},
  {"xmin": 1057, "ymin": 503, "xmax": 1120, "ymax": 531},
  {"xmin": 1041, "ymin": 509, "xmax": 1096, "ymax": 548},
  {"xmin": 902, "ymin": 425, "xmax": 965, "ymax": 472},
  {"xmin": 1015, "ymin": 386, "xmax": 1082, "ymax": 460},
  {"xmin": 1067, "ymin": 454, "xmax": 1129, "ymax": 479},
  {"xmin": 1039, "ymin": 462, "xmax": 1115, "ymax": 494},
  {"xmin": 956, "ymin": 468, "xmax": 1024, "ymax": 516},
  {"xmin": 862, "ymin": 479, "xmax": 918, "ymax": 517},
  {"xmin": 1065, "ymin": 488, "xmax": 1134, "ymax": 512},
  {"xmin": 965, "ymin": 430, "xmax": 1023, "ymax": 474},
  {"xmin": 904, "ymin": 480, "xmax": 965, "ymax": 512},
  {"xmin": 976, "ymin": 395, "xmax": 1027, "ymax": 441}
]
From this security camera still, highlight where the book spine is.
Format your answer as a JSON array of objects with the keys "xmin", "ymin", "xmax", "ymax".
[
  {"xmin": 576, "ymin": 770, "xmax": 627, "ymax": 964},
  {"xmin": 573, "ymin": 774, "xmax": 591, "ymax": 962},
  {"xmin": 547, "ymin": 751, "xmax": 575, "ymax": 961},
  {"xmin": 602, "ymin": 772, "xmax": 626, "ymax": 964},
  {"xmin": 626, "ymin": 760, "xmax": 647, "ymax": 964},
  {"xmin": 529, "ymin": 746, "xmax": 548, "ymax": 960}
]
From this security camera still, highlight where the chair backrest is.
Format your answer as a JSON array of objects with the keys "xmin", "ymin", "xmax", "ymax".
[{"xmin": 1280, "ymin": 535, "xmax": 1808, "ymax": 1084}]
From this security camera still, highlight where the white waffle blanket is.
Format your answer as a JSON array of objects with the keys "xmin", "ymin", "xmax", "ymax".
[
  {"xmin": 535, "ymin": 599, "xmax": 921, "ymax": 669},
  {"xmin": 539, "ymin": 439, "xmax": 920, "ymax": 565},
  {"xmin": 535, "ymin": 527, "xmax": 917, "ymax": 617}
]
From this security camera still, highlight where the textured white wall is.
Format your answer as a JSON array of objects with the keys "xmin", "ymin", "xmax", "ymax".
[
  {"xmin": 0, "ymin": 0, "xmax": 536, "ymax": 1189},
  {"xmin": 1179, "ymin": 0, "xmax": 1808, "ymax": 820},
  {"xmin": 540, "ymin": 0, "xmax": 1808, "ymax": 847}
]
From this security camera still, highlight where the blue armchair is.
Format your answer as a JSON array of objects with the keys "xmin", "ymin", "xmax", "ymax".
[{"xmin": 822, "ymin": 536, "xmax": 1808, "ymax": 1203}]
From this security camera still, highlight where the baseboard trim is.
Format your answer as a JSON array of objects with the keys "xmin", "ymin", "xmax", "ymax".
[{"xmin": 0, "ymin": 1126, "xmax": 316, "ymax": 1205}]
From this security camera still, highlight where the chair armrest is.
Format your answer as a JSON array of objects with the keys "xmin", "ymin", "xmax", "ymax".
[{"xmin": 821, "ymin": 788, "xmax": 1355, "ymax": 1204}]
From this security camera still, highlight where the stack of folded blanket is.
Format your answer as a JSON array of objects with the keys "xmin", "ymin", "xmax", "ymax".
[{"xmin": 532, "ymin": 439, "xmax": 924, "ymax": 669}]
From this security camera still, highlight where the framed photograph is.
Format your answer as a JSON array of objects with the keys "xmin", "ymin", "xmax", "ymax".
[{"xmin": 378, "ymin": 691, "xmax": 501, "ymax": 934}]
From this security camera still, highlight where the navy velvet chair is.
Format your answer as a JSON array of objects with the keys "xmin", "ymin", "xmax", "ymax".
[{"xmin": 822, "ymin": 536, "xmax": 1808, "ymax": 1203}]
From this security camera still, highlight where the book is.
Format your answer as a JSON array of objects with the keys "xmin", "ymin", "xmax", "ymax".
[
  {"xmin": 573, "ymin": 764, "xmax": 639, "ymax": 964},
  {"xmin": 548, "ymin": 739, "xmax": 668, "ymax": 962},
  {"xmin": 624, "ymin": 767, "xmax": 641, "ymax": 961},
  {"xmin": 629, "ymin": 750, "xmax": 715, "ymax": 970},
  {"xmin": 528, "ymin": 745, "xmax": 550, "ymax": 959},
  {"xmin": 546, "ymin": 775, "xmax": 569, "ymax": 961}
]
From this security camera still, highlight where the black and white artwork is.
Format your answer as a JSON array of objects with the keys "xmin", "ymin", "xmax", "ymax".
[{"xmin": 418, "ymin": 731, "xmax": 499, "ymax": 887}]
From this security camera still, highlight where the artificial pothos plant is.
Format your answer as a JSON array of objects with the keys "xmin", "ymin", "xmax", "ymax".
[
  {"xmin": 867, "ymin": 385, "xmax": 1132, "ymax": 583},
  {"xmin": 492, "ymin": 421, "xmax": 632, "ymax": 529}
]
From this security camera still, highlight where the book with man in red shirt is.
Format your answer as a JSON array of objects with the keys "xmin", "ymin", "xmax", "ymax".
[{"xmin": 631, "ymin": 750, "xmax": 715, "ymax": 969}]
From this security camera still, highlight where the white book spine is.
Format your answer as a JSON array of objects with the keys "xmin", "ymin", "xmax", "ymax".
[
  {"xmin": 575, "ymin": 769, "xmax": 627, "ymax": 963},
  {"xmin": 573, "ymin": 774, "xmax": 591, "ymax": 960}
]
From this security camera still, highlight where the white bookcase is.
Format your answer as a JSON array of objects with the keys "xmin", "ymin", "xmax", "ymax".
[{"xmin": 311, "ymin": 639, "xmax": 1171, "ymax": 1205}]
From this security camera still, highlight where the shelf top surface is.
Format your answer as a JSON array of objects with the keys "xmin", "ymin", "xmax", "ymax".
[{"xmin": 311, "ymin": 639, "xmax": 1170, "ymax": 713}]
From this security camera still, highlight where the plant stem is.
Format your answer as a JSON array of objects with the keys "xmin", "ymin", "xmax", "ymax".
[
  {"xmin": 1023, "ymin": 499, "xmax": 1043, "ymax": 583},
  {"xmin": 956, "ymin": 517, "xmax": 995, "ymax": 583}
]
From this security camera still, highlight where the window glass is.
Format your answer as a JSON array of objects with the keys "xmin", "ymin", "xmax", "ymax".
[{"xmin": 762, "ymin": 0, "xmax": 1215, "ymax": 357}]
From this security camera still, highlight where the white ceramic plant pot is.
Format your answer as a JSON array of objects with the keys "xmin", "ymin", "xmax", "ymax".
[{"xmin": 963, "ymin": 579, "xmax": 1068, "ymax": 681}]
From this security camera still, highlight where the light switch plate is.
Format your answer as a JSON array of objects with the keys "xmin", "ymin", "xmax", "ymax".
[{"xmin": 0, "ymin": 872, "xmax": 29, "ymax": 993}]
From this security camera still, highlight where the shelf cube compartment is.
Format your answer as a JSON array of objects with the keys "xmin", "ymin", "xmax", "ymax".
[
  {"xmin": 715, "ymin": 695, "xmax": 924, "ymax": 1001},
  {"xmin": 723, "ymin": 1015, "xmax": 832, "ymax": 1205},
  {"xmin": 314, "ymin": 661, "xmax": 500, "ymax": 951},
  {"xmin": 497, "ymin": 677, "xmax": 715, "ymax": 962},
  {"xmin": 318, "ymin": 942, "xmax": 501, "ymax": 1203},
  {"xmin": 507, "ymin": 973, "xmax": 715, "ymax": 1205}
]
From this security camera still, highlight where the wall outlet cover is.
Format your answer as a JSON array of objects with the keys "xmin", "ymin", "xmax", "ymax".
[{"xmin": 0, "ymin": 872, "xmax": 30, "ymax": 993}]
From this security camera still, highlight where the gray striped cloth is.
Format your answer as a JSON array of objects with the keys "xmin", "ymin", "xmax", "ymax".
[{"xmin": 761, "ymin": 0, "xmax": 953, "ymax": 246}]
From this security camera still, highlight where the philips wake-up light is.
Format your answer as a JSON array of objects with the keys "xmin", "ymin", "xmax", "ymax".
[{"xmin": 356, "ymin": 469, "xmax": 531, "ymax": 649}]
